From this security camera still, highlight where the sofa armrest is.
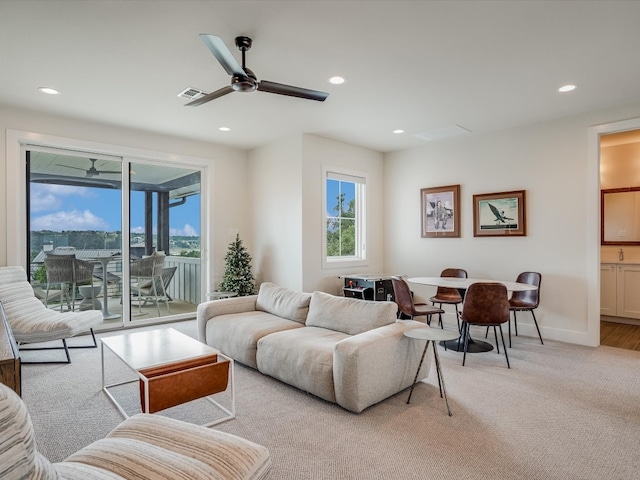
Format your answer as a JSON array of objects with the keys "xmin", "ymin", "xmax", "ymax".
[
  {"xmin": 333, "ymin": 320, "xmax": 432, "ymax": 413},
  {"xmin": 196, "ymin": 295, "xmax": 258, "ymax": 342}
]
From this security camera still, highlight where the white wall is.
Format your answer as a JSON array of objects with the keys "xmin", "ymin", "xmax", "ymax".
[
  {"xmin": 384, "ymin": 101, "xmax": 640, "ymax": 347},
  {"xmin": 301, "ymin": 134, "xmax": 385, "ymax": 294},
  {"xmin": 601, "ymin": 141, "xmax": 640, "ymax": 189},
  {"xmin": 0, "ymin": 104, "xmax": 249, "ymax": 292},
  {"xmin": 248, "ymin": 134, "xmax": 385, "ymax": 294},
  {"xmin": 248, "ymin": 136, "xmax": 304, "ymax": 290}
]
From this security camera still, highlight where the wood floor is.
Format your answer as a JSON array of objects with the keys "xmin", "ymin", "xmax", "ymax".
[{"xmin": 600, "ymin": 321, "xmax": 640, "ymax": 351}]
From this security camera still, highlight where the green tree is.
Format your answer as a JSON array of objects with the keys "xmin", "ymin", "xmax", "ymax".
[
  {"xmin": 327, "ymin": 193, "xmax": 356, "ymax": 256},
  {"xmin": 217, "ymin": 234, "xmax": 255, "ymax": 296}
]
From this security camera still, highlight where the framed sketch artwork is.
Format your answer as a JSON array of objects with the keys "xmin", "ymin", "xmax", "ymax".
[
  {"xmin": 420, "ymin": 184, "xmax": 461, "ymax": 238},
  {"xmin": 473, "ymin": 190, "xmax": 527, "ymax": 237}
]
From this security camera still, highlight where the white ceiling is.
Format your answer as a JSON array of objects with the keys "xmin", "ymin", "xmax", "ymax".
[{"xmin": 2, "ymin": 0, "xmax": 640, "ymax": 153}]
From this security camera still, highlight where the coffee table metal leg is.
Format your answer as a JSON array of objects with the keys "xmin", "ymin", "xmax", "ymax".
[
  {"xmin": 101, "ymin": 342, "xmax": 132, "ymax": 419},
  {"xmin": 203, "ymin": 354, "xmax": 236, "ymax": 427},
  {"xmin": 407, "ymin": 339, "xmax": 430, "ymax": 404},
  {"xmin": 432, "ymin": 340, "xmax": 452, "ymax": 416}
]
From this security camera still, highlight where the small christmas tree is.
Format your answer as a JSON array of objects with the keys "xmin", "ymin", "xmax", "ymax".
[{"xmin": 218, "ymin": 234, "xmax": 256, "ymax": 296}]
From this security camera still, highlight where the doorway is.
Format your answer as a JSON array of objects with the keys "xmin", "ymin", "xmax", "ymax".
[{"xmin": 594, "ymin": 122, "xmax": 640, "ymax": 351}]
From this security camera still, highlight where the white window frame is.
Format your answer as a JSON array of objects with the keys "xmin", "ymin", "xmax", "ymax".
[{"xmin": 322, "ymin": 165, "xmax": 367, "ymax": 268}]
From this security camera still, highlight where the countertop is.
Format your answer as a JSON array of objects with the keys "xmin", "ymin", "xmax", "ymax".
[{"xmin": 601, "ymin": 260, "xmax": 640, "ymax": 265}]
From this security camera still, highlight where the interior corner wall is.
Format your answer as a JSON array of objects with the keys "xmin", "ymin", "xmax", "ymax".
[
  {"xmin": 383, "ymin": 101, "xmax": 640, "ymax": 347},
  {"xmin": 301, "ymin": 134, "xmax": 385, "ymax": 295},
  {"xmin": 0, "ymin": 103, "xmax": 250, "ymax": 291},
  {"xmin": 248, "ymin": 136, "xmax": 304, "ymax": 291}
]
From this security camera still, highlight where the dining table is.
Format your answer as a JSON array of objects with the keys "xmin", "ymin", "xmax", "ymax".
[
  {"xmin": 407, "ymin": 276, "xmax": 537, "ymax": 353},
  {"xmin": 91, "ymin": 254, "xmax": 122, "ymax": 320}
]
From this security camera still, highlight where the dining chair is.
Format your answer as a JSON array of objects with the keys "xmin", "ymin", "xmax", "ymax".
[
  {"xmin": 391, "ymin": 276, "xmax": 444, "ymax": 326},
  {"xmin": 509, "ymin": 271, "xmax": 543, "ymax": 346},
  {"xmin": 460, "ymin": 282, "xmax": 511, "ymax": 368},
  {"xmin": 430, "ymin": 268, "xmax": 467, "ymax": 331}
]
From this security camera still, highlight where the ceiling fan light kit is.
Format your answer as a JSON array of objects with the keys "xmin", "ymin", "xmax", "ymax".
[{"xmin": 185, "ymin": 34, "xmax": 329, "ymax": 107}]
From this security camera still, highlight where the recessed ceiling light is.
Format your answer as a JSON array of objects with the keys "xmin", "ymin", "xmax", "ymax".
[
  {"xmin": 558, "ymin": 84, "xmax": 577, "ymax": 93},
  {"xmin": 329, "ymin": 76, "xmax": 345, "ymax": 85},
  {"xmin": 393, "ymin": 129, "xmax": 405, "ymax": 134},
  {"xmin": 219, "ymin": 127, "xmax": 230, "ymax": 132},
  {"xmin": 38, "ymin": 87, "xmax": 60, "ymax": 95}
]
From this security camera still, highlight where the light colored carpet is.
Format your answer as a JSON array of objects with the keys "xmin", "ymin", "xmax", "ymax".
[{"xmin": 21, "ymin": 320, "xmax": 640, "ymax": 479}]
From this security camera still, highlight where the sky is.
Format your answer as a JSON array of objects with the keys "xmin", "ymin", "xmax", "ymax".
[
  {"xmin": 326, "ymin": 179, "xmax": 355, "ymax": 217},
  {"xmin": 30, "ymin": 183, "xmax": 200, "ymax": 236}
]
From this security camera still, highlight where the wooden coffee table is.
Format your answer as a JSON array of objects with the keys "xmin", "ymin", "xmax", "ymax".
[{"xmin": 101, "ymin": 327, "xmax": 234, "ymax": 426}]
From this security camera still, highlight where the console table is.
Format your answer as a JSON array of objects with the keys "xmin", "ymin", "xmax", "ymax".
[{"xmin": 0, "ymin": 302, "xmax": 21, "ymax": 396}]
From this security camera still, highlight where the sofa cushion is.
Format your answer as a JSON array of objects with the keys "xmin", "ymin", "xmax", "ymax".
[
  {"xmin": 256, "ymin": 326, "xmax": 349, "ymax": 404},
  {"xmin": 255, "ymin": 282, "xmax": 311, "ymax": 324},
  {"xmin": 204, "ymin": 311, "xmax": 303, "ymax": 369},
  {"xmin": 306, "ymin": 291, "xmax": 397, "ymax": 335}
]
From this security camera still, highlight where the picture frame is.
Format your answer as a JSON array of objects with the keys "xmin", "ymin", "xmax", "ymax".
[
  {"xmin": 420, "ymin": 184, "xmax": 461, "ymax": 238},
  {"xmin": 473, "ymin": 190, "xmax": 526, "ymax": 237}
]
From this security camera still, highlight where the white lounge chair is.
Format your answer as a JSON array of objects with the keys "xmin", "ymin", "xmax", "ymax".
[{"xmin": 0, "ymin": 266, "xmax": 103, "ymax": 364}]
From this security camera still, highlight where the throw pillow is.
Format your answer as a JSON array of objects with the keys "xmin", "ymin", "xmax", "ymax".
[
  {"xmin": 306, "ymin": 291, "xmax": 396, "ymax": 335},
  {"xmin": 256, "ymin": 282, "xmax": 312, "ymax": 324}
]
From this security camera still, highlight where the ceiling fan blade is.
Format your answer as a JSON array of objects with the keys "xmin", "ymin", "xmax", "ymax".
[
  {"xmin": 199, "ymin": 34, "xmax": 244, "ymax": 76},
  {"xmin": 96, "ymin": 170, "xmax": 121, "ymax": 174},
  {"xmin": 56, "ymin": 165, "xmax": 88, "ymax": 172},
  {"xmin": 258, "ymin": 80, "xmax": 329, "ymax": 102},
  {"xmin": 185, "ymin": 86, "xmax": 234, "ymax": 107}
]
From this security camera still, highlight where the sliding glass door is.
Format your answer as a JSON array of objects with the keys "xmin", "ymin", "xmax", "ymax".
[
  {"xmin": 128, "ymin": 161, "xmax": 201, "ymax": 322},
  {"xmin": 26, "ymin": 148, "xmax": 202, "ymax": 328}
]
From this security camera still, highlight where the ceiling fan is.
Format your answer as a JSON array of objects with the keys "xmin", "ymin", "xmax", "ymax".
[
  {"xmin": 56, "ymin": 158, "xmax": 120, "ymax": 177},
  {"xmin": 185, "ymin": 34, "xmax": 329, "ymax": 107}
]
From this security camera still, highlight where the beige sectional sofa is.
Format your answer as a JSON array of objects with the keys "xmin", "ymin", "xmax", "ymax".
[{"xmin": 197, "ymin": 282, "xmax": 431, "ymax": 413}]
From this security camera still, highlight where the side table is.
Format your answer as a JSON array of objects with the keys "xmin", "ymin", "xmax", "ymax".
[
  {"xmin": 404, "ymin": 327, "xmax": 460, "ymax": 416},
  {"xmin": 207, "ymin": 291, "xmax": 238, "ymax": 300}
]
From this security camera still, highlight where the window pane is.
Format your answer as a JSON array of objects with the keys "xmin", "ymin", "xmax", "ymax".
[
  {"xmin": 129, "ymin": 162, "xmax": 202, "ymax": 321},
  {"xmin": 340, "ymin": 219, "xmax": 356, "ymax": 256},
  {"xmin": 28, "ymin": 151, "xmax": 122, "ymax": 328},
  {"xmin": 326, "ymin": 219, "xmax": 340, "ymax": 256},
  {"xmin": 340, "ymin": 182, "xmax": 356, "ymax": 218},
  {"xmin": 326, "ymin": 179, "xmax": 340, "ymax": 216}
]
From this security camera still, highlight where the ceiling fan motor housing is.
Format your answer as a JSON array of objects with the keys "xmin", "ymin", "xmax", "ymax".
[{"xmin": 232, "ymin": 74, "xmax": 257, "ymax": 92}]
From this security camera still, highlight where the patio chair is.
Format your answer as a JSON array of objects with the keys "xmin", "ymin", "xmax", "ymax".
[
  {"xmin": 130, "ymin": 252, "xmax": 171, "ymax": 316},
  {"xmin": 136, "ymin": 266, "xmax": 177, "ymax": 303},
  {"xmin": 43, "ymin": 254, "xmax": 96, "ymax": 312},
  {"xmin": 0, "ymin": 266, "xmax": 103, "ymax": 364}
]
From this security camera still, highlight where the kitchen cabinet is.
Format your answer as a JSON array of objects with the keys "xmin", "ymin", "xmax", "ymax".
[{"xmin": 600, "ymin": 263, "xmax": 640, "ymax": 319}]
